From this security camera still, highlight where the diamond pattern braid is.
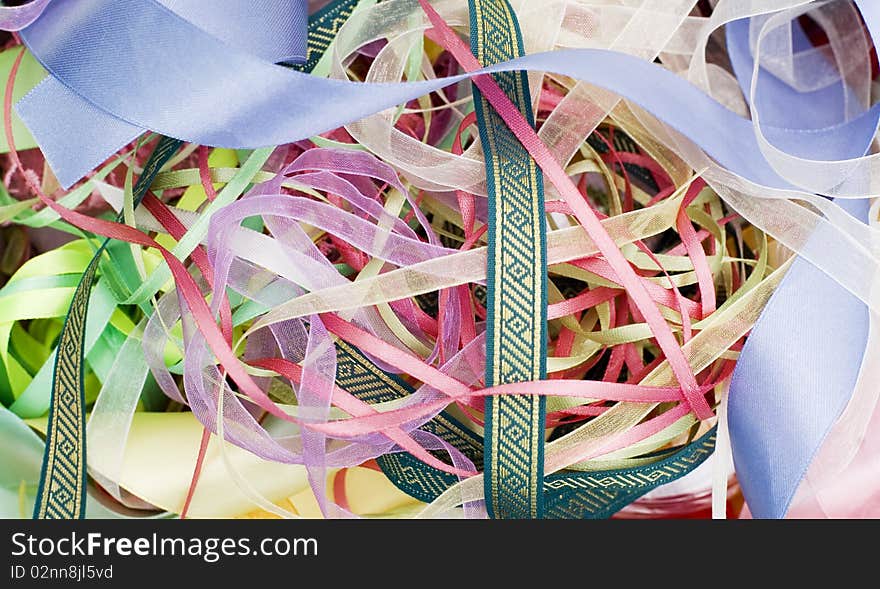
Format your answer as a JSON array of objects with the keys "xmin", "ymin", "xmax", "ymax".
[
  {"xmin": 34, "ymin": 135, "xmax": 182, "ymax": 519},
  {"xmin": 470, "ymin": 0, "xmax": 548, "ymax": 519},
  {"xmin": 296, "ymin": 0, "xmax": 360, "ymax": 73},
  {"xmin": 333, "ymin": 341, "xmax": 484, "ymax": 502}
]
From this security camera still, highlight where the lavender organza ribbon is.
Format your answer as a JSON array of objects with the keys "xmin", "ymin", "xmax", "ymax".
[
  {"xmin": 7, "ymin": 0, "xmax": 310, "ymax": 187},
  {"xmin": 140, "ymin": 149, "xmax": 478, "ymax": 515},
  {"xmin": 0, "ymin": 0, "xmax": 49, "ymax": 30}
]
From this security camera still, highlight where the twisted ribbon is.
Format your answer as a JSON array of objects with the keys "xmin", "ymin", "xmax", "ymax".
[{"xmin": 5, "ymin": 0, "xmax": 876, "ymax": 190}]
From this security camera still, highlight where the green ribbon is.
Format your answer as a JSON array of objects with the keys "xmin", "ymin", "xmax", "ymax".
[
  {"xmin": 542, "ymin": 427, "xmax": 717, "ymax": 518},
  {"xmin": 33, "ymin": 135, "xmax": 181, "ymax": 519},
  {"xmin": 337, "ymin": 340, "xmax": 483, "ymax": 503},
  {"xmin": 470, "ymin": 0, "xmax": 548, "ymax": 519},
  {"xmin": 299, "ymin": 0, "xmax": 364, "ymax": 74},
  {"xmin": 334, "ymin": 337, "xmax": 718, "ymax": 517}
]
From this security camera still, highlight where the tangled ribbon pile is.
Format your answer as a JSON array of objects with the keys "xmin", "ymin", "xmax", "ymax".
[{"xmin": 0, "ymin": 0, "xmax": 879, "ymax": 519}]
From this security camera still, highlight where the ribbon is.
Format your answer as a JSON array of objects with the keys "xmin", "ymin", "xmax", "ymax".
[
  {"xmin": 6, "ymin": 0, "xmax": 877, "ymax": 192},
  {"xmin": 726, "ymin": 12, "xmax": 871, "ymax": 518},
  {"xmin": 6, "ymin": 0, "xmax": 879, "ymax": 517},
  {"xmin": 0, "ymin": 0, "xmax": 49, "ymax": 31},
  {"xmin": 31, "ymin": 135, "xmax": 181, "ymax": 519},
  {"xmin": 469, "ymin": 0, "xmax": 547, "ymax": 520}
]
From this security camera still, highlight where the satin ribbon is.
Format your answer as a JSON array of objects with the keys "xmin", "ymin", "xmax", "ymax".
[
  {"xmin": 10, "ymin": 0, "xmax": 309, "ymax": 187},
  {"xmin": 726, "ymin": 13, "xmax": 872, "ymax": 518},
  {"xmin": 5, "ymin": 0, "xmax": 877, "ymax": 191}
]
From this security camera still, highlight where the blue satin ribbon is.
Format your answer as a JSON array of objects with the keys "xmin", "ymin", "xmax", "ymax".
[
  {"xmin": 4, "ymin": 0, "xmax": 879, "ymax": 517},
  {"xmin": 11, "ymin": 0, "xmax": 880, "ymax": 189},
  {"xmin": 725, "ymin": 15, "xmax": 872, "ymax": 518},
  {"xmin": 15, "ymin": 0, "xmax": 308, "ymax": 187}
]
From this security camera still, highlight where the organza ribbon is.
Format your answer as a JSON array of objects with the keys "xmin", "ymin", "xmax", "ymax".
[
  {"xmin": 28, "ymin": 136, "xmax": 181, "ymax": 519},
  {"xmin": 725, "ymin": 7, "xmax": 871, "ymax": 518},
  {"xmin": 9, "ymin": 0, "xmax": 335, "ymax": 519},
  {"xmin": 0, "ymin": 0, "xmax": 49, "ymax": 31}
]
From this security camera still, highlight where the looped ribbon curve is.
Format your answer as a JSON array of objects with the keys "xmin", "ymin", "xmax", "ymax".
[{"xmin": 12, "ymin": 0, "xmax": 309, "ymax": 187}]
